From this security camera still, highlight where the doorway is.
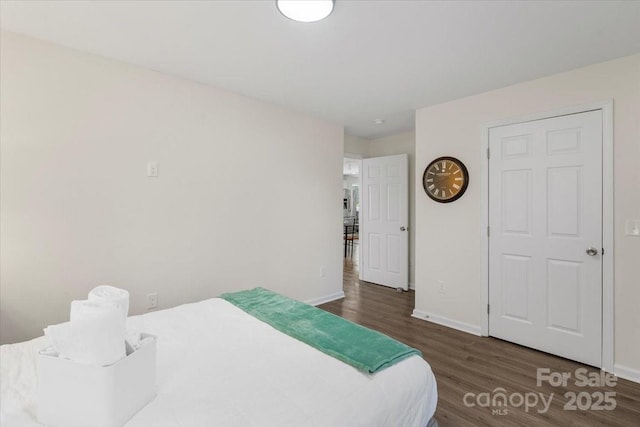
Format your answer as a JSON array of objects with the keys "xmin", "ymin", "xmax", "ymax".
[{"xmin": 343, "ymin": 157, "xmax": 361, "ymax": 260}]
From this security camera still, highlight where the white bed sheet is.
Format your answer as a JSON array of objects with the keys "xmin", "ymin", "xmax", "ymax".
[{"xmin": 1, "ymin": 297, "xmax": 437, "ymax": 426}]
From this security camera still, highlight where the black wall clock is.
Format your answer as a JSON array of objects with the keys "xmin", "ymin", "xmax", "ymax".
[{"xmin": 422, "ymin": 156, "xmax": 469, "ymax": 203}]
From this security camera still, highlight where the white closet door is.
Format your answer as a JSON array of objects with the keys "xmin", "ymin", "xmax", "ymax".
[{"xmin": 489, "ymin": 110, "xmax": 603, "ymax": 367}]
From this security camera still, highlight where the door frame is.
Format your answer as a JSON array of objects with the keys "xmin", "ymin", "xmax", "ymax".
[{"xmin": 479, "ymin": 100, "xmax": 614, "ymax": 372}]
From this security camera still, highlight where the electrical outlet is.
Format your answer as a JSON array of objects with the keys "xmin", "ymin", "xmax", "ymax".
[
  {"xmin": 437, "ymin": 280, "xmax": 446, "ymax": 295},
  {"xmin": 626, "ymin": 219, "xmax": 640, "ymax": 237},
  {"xmin": 147, "ymin": 293, "xmax": 158, "ymax": 310},
  {"xmin": 147, "ymin": 161, "xmax": 159, "ymax": 177},
  {"xmin": 320, "ymin": 266, "xmax": 326, "ymax": 278}
]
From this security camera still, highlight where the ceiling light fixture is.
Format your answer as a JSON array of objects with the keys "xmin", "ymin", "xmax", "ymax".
[
  {"xmin": 276, "ymin": 0, "xmax": 334, "ymax": 23},
  {"xmin": 374, "ymin": 119, "xmax": 385, "ymax": 125}
]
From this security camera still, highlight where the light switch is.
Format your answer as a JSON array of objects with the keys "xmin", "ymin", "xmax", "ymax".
[
  {"xmin": 147, "ymin": 161, "xmax": 159, "ymax": 177},
  {"xmin": 626, "ymin": 219, "xmax": 640, "ymax": 237}
]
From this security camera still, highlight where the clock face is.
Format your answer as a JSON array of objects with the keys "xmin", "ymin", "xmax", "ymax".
[{"xmin": 422, "ymin": 157, "xmax": 469, "ymax": 203}]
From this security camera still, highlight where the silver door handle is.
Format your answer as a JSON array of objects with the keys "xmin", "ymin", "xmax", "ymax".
[
  {"xmin": 586, "ymin": 247, "xmax": 598, "ymax": 256},
  {"xmin": 400, "ymin": 226, "xmax": 407, "ymax": 231}
]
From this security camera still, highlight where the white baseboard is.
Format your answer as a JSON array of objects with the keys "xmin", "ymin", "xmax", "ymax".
[
  {"xmin": 306, "ymin": 291, "xmax": 345, "ymax": 306},
  {"xmin": 614, "ymin": 364, "xmax": 640, "ymax": 384},
  {"xmin": 412, "ymin": 309, "xmax": 482, "ymax": 336}
]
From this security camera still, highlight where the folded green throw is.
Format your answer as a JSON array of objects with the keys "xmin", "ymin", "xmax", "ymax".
[{"xmin": 220, "ymin": 287, "xmax": 421, "ymax": 373}]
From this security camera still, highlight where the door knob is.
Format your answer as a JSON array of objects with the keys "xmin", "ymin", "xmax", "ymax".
[
  {"xmin": 586, "ymin": 247, "xmax": 598, "ymax": 256},
  {"xmin": 400, "ymin": 226, "xmax": 407, "ymax": 231}
]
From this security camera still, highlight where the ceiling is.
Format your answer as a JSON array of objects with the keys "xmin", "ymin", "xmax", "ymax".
[{"xmin": 1, "ymin": 1, "xmax": 639, "ymax": 139}]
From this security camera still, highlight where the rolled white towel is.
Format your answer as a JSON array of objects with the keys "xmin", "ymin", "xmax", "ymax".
[
  {"xmin": 88, "ymin": 285, "xmax": 129, "ymax": 319},
  {"xmin": 87, "ymin": 286, "xmax": 140, "ymax": 357},
  {"xmin": 45, "ymin": 300, "xmax": 126, "ymax": 366},
  {"xmin": 70, "ymin": 299, "xmax": 120, "ymax": 322}
]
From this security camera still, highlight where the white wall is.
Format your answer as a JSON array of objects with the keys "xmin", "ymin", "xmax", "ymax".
[
  {"xmin": 415, "ymin": 54, "xmax": 640, "ymax": 376},
  {"xmin": 0, "ymin": 31, "xmax": 345, "ymax": 344},
  {"xmin": 344, "ymin": 133, "xmax": 369, "ymax": 158}
]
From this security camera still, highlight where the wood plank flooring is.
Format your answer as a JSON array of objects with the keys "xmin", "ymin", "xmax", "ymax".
[{"xmin": 319, "ymin": 244, "xmax": 640, "ymax": 426}]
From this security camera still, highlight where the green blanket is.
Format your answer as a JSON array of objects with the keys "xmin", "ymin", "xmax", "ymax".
[{"xmin": 220, "ymin": 287, "xmax": 421, "ymax": 373}]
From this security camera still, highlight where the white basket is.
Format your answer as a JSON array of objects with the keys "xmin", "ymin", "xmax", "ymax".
[{"xmin": 37, "ymin": 333, "xmax": 156, "ymax": 427}]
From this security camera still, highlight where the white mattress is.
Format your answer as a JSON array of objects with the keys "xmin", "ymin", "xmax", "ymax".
[{"xmin": 1, "ymin": 297, "xmax": 437, "ymax": 426}]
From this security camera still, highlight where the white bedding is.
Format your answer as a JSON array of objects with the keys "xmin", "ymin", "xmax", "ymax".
[{"xmin": 1, "ymin": 297, "xmax": 437, "ymax": 426}]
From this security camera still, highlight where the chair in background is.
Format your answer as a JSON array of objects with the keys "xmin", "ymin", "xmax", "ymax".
[{"xmin": 344, "ymin": 216, "xmax": 358, "ymax": 258}]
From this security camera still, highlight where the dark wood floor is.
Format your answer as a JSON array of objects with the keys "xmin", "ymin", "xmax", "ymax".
[{"xmin": 319, "ymin": 243, "xmax": 640, "ymax": 426}]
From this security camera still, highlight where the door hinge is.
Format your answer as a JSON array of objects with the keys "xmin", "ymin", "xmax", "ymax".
[
  {"xmin": 487, "ymin": 226, "xmax": 490, "ymax": 237},
  {"xmin": 487, "ymin": 304, "xmax": 490, "ymax": 315},
  {"xmin": 602, "ymin": 248, "xmax": 605, "ymax": 255}
]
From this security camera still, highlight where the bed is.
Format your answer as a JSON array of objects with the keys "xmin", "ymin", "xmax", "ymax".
[{"xmin": 1, "ymin": 289, "xmax": 438, "ymax": 426}]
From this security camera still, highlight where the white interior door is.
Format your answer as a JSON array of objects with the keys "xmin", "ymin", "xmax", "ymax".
[
  {"xmin": 361, "ymin": 154, "xmax": 409, "ymax": 290},
  {"xmin": 488, "ymin": 110, "xmax": 603, "ymax": 367}
]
